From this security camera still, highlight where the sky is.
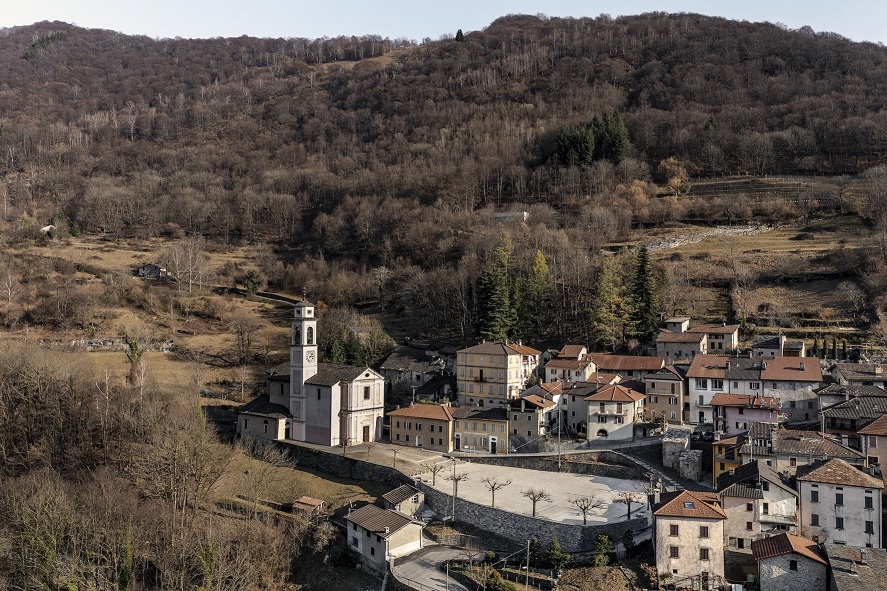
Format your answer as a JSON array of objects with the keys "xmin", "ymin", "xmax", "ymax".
[{"xmin": 1, "ymin": 1, "xmax": 885, "ymax": 44}]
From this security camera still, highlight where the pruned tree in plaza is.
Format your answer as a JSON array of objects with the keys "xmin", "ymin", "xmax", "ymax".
[
  {"xmin": 481, "ymin": 477, "xmax": 512, "ymax": 508},
  {"xmin": 427, "ymin": 462, "xmax": 447, "ymax": 486},
  {"xmin": 521, "ymin": 488, "xmax": 552, "ymax": 517},
  {"xmin": 570, "ymin": 495, "xmax": 604, "ymax": 525},
  {"xmin": 614, "ymin": 490, "xmax": 643, "ymax": 521}
]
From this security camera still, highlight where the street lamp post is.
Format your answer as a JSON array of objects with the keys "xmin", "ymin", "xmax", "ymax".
[{"xmin": 451, "ymin": 458, "xmax": 457, "ymax": 524}]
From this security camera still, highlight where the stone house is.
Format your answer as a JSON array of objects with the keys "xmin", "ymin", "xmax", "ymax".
[
  {"xmin": 830, "ymin": 362, "xmax": 887, "ymax": 388},
  {"xmin": 688, "ymin": 323, "xmax": 740, "ymax": 353},
  {"xmin": 136, "ymin": 263, "xmax": 167, "ymax": 279},
  {"xmin": 652, "ymin": 490, "xmax": 726, "ymax": 588},
  {"xmin": 797, "ymin": 458, "xmax": 883, "ymax": 548},
  {"xmin": 655, "ymin": 330, "xmax": 708, "ymax": 361},
  {"xmin": 739, "ymin": 422, "xmax": 866, "ymax": 476},
  {"xmin": 345, "ymin": 504, "xmax": 424, "ymax": 575},
  {"xmin": 752, "ymin": 532, "xmax": 828, "ymax": 591},
  {"xmin": 584, "ymin": 384, "xmax": 645, "ymax": 442},
  {"xmin": 753, "ymin": 335, "xmax": 806, "ymax": 358},
  {"xmin": 236, "ymin": 395, "xmax": 290, "ymax": 441},
  {"xmin": 710, "ymin": 393, "xmax": 781, "ymax": 436},
  {"xmin": 717, "ymin": 460, "xmax": 799, "ymax": 552},
  {"xmin": 824, "ymin": 544, "xmax": 887, "ymax": 591},
  {"xmin": 815, "ymin": 384, "xmax": 887, "ymax": 407},
  {"xmin": 456, "ymin": 341, "xmax": 540, "ymax": 407},
  {"xmin": 645, "ymin": 364, "xmax": 689, "ymax": 425},
  {"xmin": 452, "ymin": 406, "xmax": 509, "ymax": 453},
  {"xmin": 382, "ymin": 484, "xmax": 424, "ymax": 517},
  {"xmin": 378, "ymin": 349, "xmax": 446, "ymax": 397},
  {"xmin": 387, "ymin": 403, "xmax": 455, "ymax": 452},
  {"xmin": 819, "ymin": 394, "xmax": 887, "ymax": 450}
]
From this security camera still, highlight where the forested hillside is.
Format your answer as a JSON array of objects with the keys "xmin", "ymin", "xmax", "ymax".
[{"xmin": 1, "ymin": 13, "xmax": 886, "ymax": 344}]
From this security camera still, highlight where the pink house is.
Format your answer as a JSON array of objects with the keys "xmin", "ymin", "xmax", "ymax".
[{"xmin": 710, "ymin": 394, "xmax": 781, "ymax": 436}]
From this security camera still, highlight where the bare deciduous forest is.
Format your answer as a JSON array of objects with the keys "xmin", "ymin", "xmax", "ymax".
[{"xmin": 0, "ymin": 12, "xmax": 887, "ymax": 589}]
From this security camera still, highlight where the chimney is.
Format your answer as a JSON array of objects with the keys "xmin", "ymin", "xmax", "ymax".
[
  {"xmin": 875, "ymin": 365, "xmax": 883, "ymax": 376},
  {"xmin": 384, "ymin": 527, "xmax": 390, "ymax": 535},
  {"xmin": 860, "ymin": 549, "xmax": 868, "ymax": 565},
  {"xmin": 728, "ymin": 469, "xmax": 735, "ymax": 476},
  {"xmin": 800, "ymin": 362, "xmax": 806, "ymax": 371},
  {"xmin": 726, "ymin": 361, "xmax": 731, "ymax": 370}
]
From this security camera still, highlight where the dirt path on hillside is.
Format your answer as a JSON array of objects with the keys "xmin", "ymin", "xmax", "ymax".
[{"xmin": 645, "ymin": 224, "xmax": 773, "ymax": 251}]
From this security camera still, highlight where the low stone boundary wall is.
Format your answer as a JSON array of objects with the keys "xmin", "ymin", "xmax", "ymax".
[
  {"xmin": 417, "ymin": 481, "xmax": 646, "ymax": 553},
  {"xmin": 276, "ymin": 441, "xmax": 409, "ymax": 488},
  {"xmin": 461, "ymin": 454, "xmax": 645, "ymax": 480}
]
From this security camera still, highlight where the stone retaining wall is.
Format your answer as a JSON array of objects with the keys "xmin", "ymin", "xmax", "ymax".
[
  {"xmin": 277, "ymin": 441, "xmax": 409, "ymax": 488},
  {"xmin": 417, "ymin": 481, "xmax": 647, "ymax": 553},
  {"xmin": 463, "ymin": 454, "xmax": 644, "ymax": 480}
]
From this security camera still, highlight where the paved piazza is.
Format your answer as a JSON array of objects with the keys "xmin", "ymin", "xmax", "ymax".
[{"xmin": 417, "ymin": 460, "xmax": 650, "ymax": 525}]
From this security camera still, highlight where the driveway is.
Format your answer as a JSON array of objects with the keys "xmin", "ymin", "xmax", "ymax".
[{"xmin": 392, "ymin": 545, "xmax": 472, "ymax": 591}]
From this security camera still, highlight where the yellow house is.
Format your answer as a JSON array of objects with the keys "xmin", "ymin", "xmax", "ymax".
[
  {"xmin": 712, "ymin": 433, "xmax": 746, "ymax": 488},
  {"xmin": 456, "ymin": 341, "xmax": 540, "ymax": 408},
  {"xmin": 388, "ymin": 403, "xmax": 455, "ymax": 452},
  {"xmin": 452, "ymin": 406, "xmax": 509, "ymax": 454}
]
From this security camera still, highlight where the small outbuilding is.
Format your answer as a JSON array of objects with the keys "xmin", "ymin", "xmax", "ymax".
[
  {"xmin": 752, "ymin": 532, "xmax": 827, "ymax": 591},
  {"xmin": 344, "ymin": 504, "xmax": 424, "ymax": 574}
]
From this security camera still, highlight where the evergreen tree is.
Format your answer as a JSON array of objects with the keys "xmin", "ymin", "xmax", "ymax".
[
  {"xmin": 327, "ymin": 333, "xmax": 348, "ymax": 364},
  {"xmin": 514, "ymin": 249, "xmax": 551, "ymax": 341},
  {"xmin": 553, "ymin": 125, "xmax": 594, "ymax": 166},
  {"xmin": 590, "ymin": 114, "xmax": 630, "ymax": 164},
  {"xmin": 588, "ymin": 257, "xmax": 626, "ymax": 351},
  {"xmin": 455, "ymin": 29, "xmax": 465, "ymax": 42},
  {"xmin": 812, "ymin": 337, "xmax": 820, "ymax": 357},
  {"xmin": 528, "ymin": 536, "xmax": 542, "ymax": 564},
  {"xmin": 476, "ymin": 234, "xmax": 516, "ymax": 341},
  {"xmin": 545, "ymin": 537, "xmax": 571, "ymax": 571},
  {"xmin": 629, "ymin": 246, "xmax": 659, "ymax": 343},
  {"xmin": 346, "ymin": 336, "xmax": 364, "ymax": 365}
]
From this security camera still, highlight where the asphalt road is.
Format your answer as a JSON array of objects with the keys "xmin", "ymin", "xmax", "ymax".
[{"xmin": 392, "ymin": 545, "xmax": 472, "ymax": 591}]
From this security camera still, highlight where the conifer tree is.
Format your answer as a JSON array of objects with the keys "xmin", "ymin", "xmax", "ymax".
[
  {"xmin": 588, "ymin": 257, "xmax": 626, "ymax": 351},
  {"xmin": 476, "ymin": 234, "xmax": 516, "ymax": 341},
  {"xmin": 630, "ymin": 246, "xmax": 659, "ymax": 343},
  {"xmin": 514, "ymin": 249, "xmax": 550, "ymax": 341}
]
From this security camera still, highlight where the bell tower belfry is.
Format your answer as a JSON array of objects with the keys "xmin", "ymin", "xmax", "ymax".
[{"xmin": 290, "ymin": 300, "xmax": 318, "ymax": 441}]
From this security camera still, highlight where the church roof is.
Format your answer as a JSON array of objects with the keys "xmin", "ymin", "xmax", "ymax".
[
  {"xmin": 306, "ymin": 363, "xmax": 379, "ymax": 387},
  {"xmin": 237, "ymin": 395, "xmax": 291, "ymax": 419}
]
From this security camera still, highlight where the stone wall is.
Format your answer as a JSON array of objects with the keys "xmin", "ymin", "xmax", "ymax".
[
  {"xmin": 277, "ymin": 441, "xmax": 409, "ymax": 488},
  {"xmin": 462, "ymin": 454, "xmax": 644, "ymax": 480},
  {"xmin": 679, "ymin": 449, "xmax": 702, "ymax": 483},
  {"xmin": 417, "ymin": 481, "xmax": 647, "ymax": 552},
  {"xmin": 662, "ymin": 432, "xmax": 691, "ymax": 471}
]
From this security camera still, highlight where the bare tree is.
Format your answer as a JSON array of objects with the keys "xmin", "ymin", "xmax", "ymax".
[
  {"xmin": 240, "ymin": 438, "xmax": 294, "ymax": 519},
  {"xmin": 615, "ymin": 491, "xmax": 644, "ymax": 521},
  {"xmin": 229, "ymin": 311, "xmax": 262, "ymax": 365},
  {"xmin": 427, "ymin": 462, "xmax": 447, "ymax": 486},
  {"xmin": 446, "ymin": 472, "xmax": 470, "ymax": 502},
  {"xmin": 838, "ymin": 281, "xmax": 866, "ymax": 320},
  {"xmin": 481, "ymin": 477, "xmax": 512, "ymax": 508},
  {"xmin": 521, "ymin": 488, "xmax": 552, "ymax": 517},
  {"xmin": 570, "ymin": 495, "xmax": 604, "ymax": 525}
]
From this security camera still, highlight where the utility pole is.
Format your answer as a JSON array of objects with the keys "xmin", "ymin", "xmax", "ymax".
[
  {"xmin": 451, "ymin": 458, "xmax": 457, "ymax": 524},
  {"xmin": 411, "ymin": 385, "xmax": 418, "ymax": 404},
  {"xmin": 557, "ymin": 407, "xmax": 562, "ymax": 470},
  {"xmin": 525, "ymin": 539, "xmax": 530, "ymax": 591}
]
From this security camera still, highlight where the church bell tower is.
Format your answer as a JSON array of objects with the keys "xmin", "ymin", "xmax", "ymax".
[{"xmin": 290, "ymin": 300, "xmax": 318, "ymax": 441}]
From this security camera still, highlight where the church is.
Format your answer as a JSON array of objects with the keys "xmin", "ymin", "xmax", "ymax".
[{"xmin": 237, "ymin": 300, "xmax": 385, "ymax": 446}]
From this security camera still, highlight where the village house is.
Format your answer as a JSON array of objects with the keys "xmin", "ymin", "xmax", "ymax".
[
  {"xmin": 452, "ymin": 406, "xmax": 509, "ymax": 453},
  {"xmin": 664, "ymin": 316, "xmax": 691, "ymax": 333},
  {"xmin": 544, "ymin": 345, "xmax": 597, "ymax": 383},
  {"xmin": 237, "ymin": 300, "xmax": 386, "ymax": 447},
  {"xmin": 509, "ymin": 394, "xmax": 557, "ymax": 440},
  {"xmin": 815, "ymin": 383, "xmax": 887, "ymax": 407},
  {"xmin": 739, "ymin": 422, "xmax": 866, "ymax": 475},
  {"xmin": 382, "ymin": 484, "xmax": 424, "ymax": 517},
  {"xmin": 645, "ymin": 364, "xmax": 689, "ymax": 425},
  {"xmin": 552, "ymin": 377, "xmax": 621, "ymax": 436},
  {"xmin": 456, "ymin": 341, "xmax": 540, "ymax": 407},
  {"xmin": 819, "ymin": 394, "xmax": 887, "ymax": 450},
  {"xmin": 387, "ymin": 403, "xmax": 455, "ymax": 452},
  {"xmin": 345, "ymin": 504, "xmax": 424, "ymax": 575},
  {"xmin": 797, "ymin": 458, "xmax": 883, "ymax": 548},
  {"xmin": 858, "ymin": 413, "xmax": 887, "ymax": 469},
  {"xmin": 752, "ymin": 532, "xmax": 828, "ymax": 591},
  {"xmin": 753, "ymin": 335, "xmax": 806, "ymax": 358},
  {"xmin": 830, "ymin": 362, "xmax": 887, "ymax": 388},
  {"xmin": 584, "ymin": 384, "xmax": 645, "ymax": 442},
  {"xmin": 711, "ymin": 393, "xmax": 781, "ymax": 436},
  {"xmin": 688, "ymin": 323, "xmax": 740, "ymax": 353},
  {"xmin": 687, "ymin": 355, "xmax": 729, "ymax": 425},
  {"xmin": 655, "ymin": 330, "xmax": 708, "ymax": 361},
  {"xmin": 760, "ymin": 357, "xmax": 823, "ymax": 392},
  {"xmin": 652, "ymin": 490, "xmax": 726, "ymax": 589},
  {"xmin": 378, "ymin": 349, "xmax": 446, "ymax": 397},
  {"xmin": 136, "ymin": 263, "xmax": 167, "ymax": 279},
  {"xmin": 590, "ymin": 354, "xmax": 665, "ymax": 380},
  {"xmin": 717, "ymin": 460, "xmax": 799, "ymax": 552}
]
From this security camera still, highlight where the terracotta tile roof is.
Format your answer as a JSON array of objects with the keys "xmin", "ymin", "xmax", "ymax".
[
  {"xmin": 688, "ymin": 324, "xmax": 740, "ymax": 335},
  {"xmin": 382, "ymin": 484, "xmax": 421, "ymax": 507},
  {"xmin": 653, "ymin": 490, "xmax": 726, "ymax": 519},
  {"xmin": 558, "ymin": 345, "xmax": 587, "ymax": 359},
  {"xmin": 710, "ymin": 394, "xmax": 780, "ymax": 410},
  {"xmin": 459, "ymin": 341, "xmax": 541, "ymax": 356},
  {"xmin": 345, "ymin": 504, "xmax": 419, "ymax": 537},
  {"xmin": 656, "ymin": 331, "xmax": 706, "ymax": 343},
  {"xmin": 647, "ymin": 365, "xmax": 687, "ymax": 381},
  {"xmin": 515, "ymin": 394, "xmax": 557, "ymax": 409},
  {"xmin": 760, "ymin": 357, "xmax": 822, "ymax": 383},
  {"xmin": 686, "ymin": 355, "xmax": 729, "ymax": 379},
  {"xmin": 590, "ymin": 354, "xmax": 664, "ymax": 372},
  {"xmin": 859, "ymin": 414, "xmax": 887, "ymax": 437},
  {"xmin": 387, "ymin": 404, "xmax": 455, "ymax": 421},
  {"xmin": 586, "ymin": 372, "xmax": 622, "ymax": 385},
  {"xmin": 752, "ymin": 532, "xmax": 827, "ymax": 565},
  {"xmin": 584, "ymin": 384, "xmax": 645, "ymax": 402},
  {"xmin": 292, "ymin": 496, "xmax": 325, "ymax": 512},
  {"xmin": 796, "ymin": 458, "xmax": 883, "ymax": 489},
  {"xmin": 546, "ymin": 358, "xmax": 594, "ymax": 371},
  {"xmin": 306, "ymin": 363, "xmax": 379, "ymax": 386}
]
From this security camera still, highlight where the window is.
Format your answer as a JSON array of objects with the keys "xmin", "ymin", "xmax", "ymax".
[
  {"xmin": 417, "ymin": 423, "xmax": 422, "ymax": 431},
  {"xmin": 746, "ymin": 521, "xmax": 753, "ymax": 531},
  {"xmin": 670, "ymin": 397, "xmax": 678, "ymax": 405},
  {"xmin": 699, "ymin": 548, "xmax": 710, "ymax": 561},
  {"xmin": 615, "ymin": 416, "xmax": 624, "ymax": 424},
  {"xmin": 599, "ymin": 402, "xmax": 606, "ymax": 414},
  {"xmin": 738, "ymin": 407, "xmax": 744, "ymax": 415},
  {"xmin": 243, "ymin": 419, "xmax": 248, "ymax": 429},
  {"xmin": 835, "ymin": 493, "xmax": 844, "ymax": 506},
  {"xmin": 513, "ymin": 415, "xmax": 518, "ymax": 421},
  {"xmin": 866, "ymin": 521, "xmax": 875, "ymax": 534},
  {"xmin": 698, "ymin": 379, "xmax": 708, "ymax": 389},
  {"xmin": 482, "ymin": 423, "xmax": 487, "ymax": 431},
  {"xmin": 616, "ymin": 403, "xmax": 624, "ymax": 414},
  {"xmin": 500, "ymin": 424, "xmax": 505, "ymax": 432},
  {"xmin": 836, "ymin": 517, "xmax": 844, "ymax": 530},
  {"xmin": 454, "ymin": 420, "xmax": 459, "ymax": 428},
  {"xmin": 669, "ymin": 546, "xmax": 680, "ymax": 559},
  {"xmin": 811, "ymin": 514, "xmax": 819, "ymax": 526},
  {"xmin": 789, "ymin": 560, "xmax": 798, "ymax": 571},
  {"xmin": 762, "ymin": 503, "xmax": 769, "ymax": 515},
  {"xmin": 699, "ymin": 526, "xmax": 709, "ymax": 538},
  {"xmin": 598, "ymin": 416, "xmax": 607, "ymax": 423},
  {"xmin": 762, "ymin": 481, "xmax": 769, "ymax": 492},
  {"xmin": 733, "ymin": 381, "xmax": 739, "ymax": 389},
  {"xmin": 865, "ymin": 496, "xmax": 874, "ymax": 509},
  {"xmin": 370, "ymin": 547, "xmax": 375, "ymax": 556},
  {"xmin": 789, "ymin": 457, "xmax": 797, "ymax": 467},
  {"xmin": 363, "ymin": 386, "xmax": 370, "ymax": 400},
  {"xmin": 528, "ymin": 415, "xmax": 532, "ymax": 421},
  {"xmin": 396, "ymin": 434, "xmax": 400, "ymax": 441},
  {"xmin": 439, "ymin": 425, "xmax": 443, "ymax": 433},
  {"xmin": 351, "ymin": 536, "xmax": 358, "ymax": 546},
  {"xmin": 649, "ymin": 396, "xmax": 658, "ymax": 404},
  {"xmin": 811, "ymin": 490, "xmax": 819, "ymax": 503},
  {"xmin": 317, "ymin": 389, "xmax": 321, "ymax": 400},
  {"xmin": 750, "ymin": 382, "xmax": 760, "ymax": 390},
  {"xmin": 670, "ymin": 524, "xmax": 679, "ymax": 536},
  {"xmin": 869, "ymin": 436, "xmax": 878, "ymax": 448},
  {"xmin": 746, "ymin": 503, "xmax": 753, "ymax": 512},
  {"xmin": 406, "ymin": 434, "xmax": 410, "ymax": 442},
  {"xmin": 711, "ymin": 379, "xmax": 723, "ymax": 390}
]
